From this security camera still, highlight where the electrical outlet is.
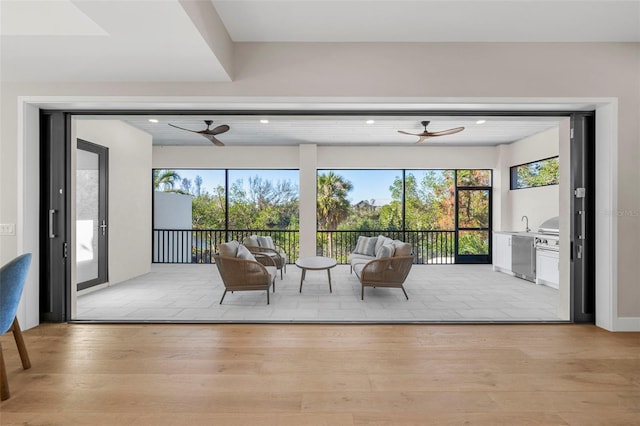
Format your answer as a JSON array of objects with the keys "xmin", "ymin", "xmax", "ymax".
[{"xmin": 0, "ymin": 223, "xmax": 16, "ymax": 236}]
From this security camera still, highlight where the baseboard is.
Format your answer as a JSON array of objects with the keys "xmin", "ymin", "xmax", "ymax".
[{"xmin": 613, "ymin": 316, "xmax": 640, "ymax": 332}]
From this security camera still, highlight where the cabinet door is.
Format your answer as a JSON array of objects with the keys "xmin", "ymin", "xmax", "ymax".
[
  {"xmin": 493, "ymin": 233, "xmax": 512, "ymax": 271},
  {"xmin": 536, "ymin": 250, "xmax": 559, "ymax": 289}
]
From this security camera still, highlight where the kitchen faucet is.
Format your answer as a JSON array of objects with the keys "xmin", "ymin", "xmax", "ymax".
[{"xmin": 521, "ymin": 215, "xmax": 531, "ymax": 233}]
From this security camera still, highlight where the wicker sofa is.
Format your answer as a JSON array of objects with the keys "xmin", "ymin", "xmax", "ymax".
[{"xmin": 349, "ymin": 235, "xmax": 414, "ymax": 300}]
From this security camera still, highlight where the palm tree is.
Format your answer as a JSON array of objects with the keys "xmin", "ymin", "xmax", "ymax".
[
  {"xmin": 317, "ymin": 172, "xmax": 353, "ymax": 257},
  {"xmin": 153, "ymin": 169, "xmax": 182, "ymax": 191}
]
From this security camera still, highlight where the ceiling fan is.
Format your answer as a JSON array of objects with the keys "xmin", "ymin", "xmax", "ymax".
[
  {"xmin": 168, "ymin": 120, "xmax": 230, "ymax": 146},
  {"xmin": 398, "ymin": 120, "xmax": 464, "ymax": 144}
]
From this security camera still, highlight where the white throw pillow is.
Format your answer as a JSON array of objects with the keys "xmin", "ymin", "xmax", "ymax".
[{"xmin": 236, "ymin": 244, "xmax": 257, "ymax": 262}]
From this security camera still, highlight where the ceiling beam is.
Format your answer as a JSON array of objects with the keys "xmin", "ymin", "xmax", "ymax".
[{"xmin": 179, "ymin": 0, "xmax": 235, "ymax": 80}]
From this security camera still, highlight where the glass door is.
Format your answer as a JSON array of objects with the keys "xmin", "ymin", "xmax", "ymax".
[
  {"xmin": 76, "ymin": 139, "xmax": 108, "ymax": 290},
  {"xmin": 455, "ymin": 170, "xmax": 492, "ymax": 263}
]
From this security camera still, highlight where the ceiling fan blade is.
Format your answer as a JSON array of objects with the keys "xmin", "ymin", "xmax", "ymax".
[
  {"xmin": 202, "ymin": 134, "xmax": 225, "ymax": 146},
  {"xmin": 426, "ymin": 127, "xmax": 465, "ymax": 137},
  {"xmin": 168, "ymin": 123, "xmax": 199, "ymax": 133},
  {"xmin": 398, "ymin": 130, "xmax": 426, "ymax": 137},
  {"xmin": 415, "ymin": 135, "xmax": 430, "ymax": 144},
  {"xmin": 208, "ymin": 124, "xmax": 230, "ymax": 135}
]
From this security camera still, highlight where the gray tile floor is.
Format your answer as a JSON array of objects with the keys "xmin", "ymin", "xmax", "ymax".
[{"xmin": 76, "ymin": 264, "xmax": 562, "ymax": 323}]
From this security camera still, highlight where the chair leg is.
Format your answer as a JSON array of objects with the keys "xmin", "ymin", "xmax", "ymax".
[
  {"xmin": 11, "ymin": 317, "xmax": 31, "ymax": 370},
  {"xmin": 361, "ymin": 285, "xmax": 364, "ymax": 300},
  {"xmin": 219, "ymin": 289, "xmax": 227, "ymax": 304},
  {"xmin": 0, "ymin": 342, "xmax": 9, "ymax": 401},
  {"xmin": 401, "ymin": 286, "xmax": 409, "ymax": 300},
  {"xmin": 267, "ymin": 288, "xmax": 270, "ymax": 305},
  {"xmin": 280, "ymin": 268, "xmax": 283, "ymax": 280}
]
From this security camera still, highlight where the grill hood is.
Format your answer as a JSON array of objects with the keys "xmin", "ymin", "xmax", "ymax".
[{"xmin": 538, "ymin": 216, "xmax": 559, "ymax": 235}]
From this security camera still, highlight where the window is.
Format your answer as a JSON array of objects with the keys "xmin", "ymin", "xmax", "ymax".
[{"xmin": 510, "ymin": 157, "xmax": 559, "ymax": 189}]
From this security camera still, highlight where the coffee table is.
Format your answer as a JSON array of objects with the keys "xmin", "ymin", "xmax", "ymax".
[{"xmin": 295, "ymin": 256, "xmax": 337, "ymax": 293}]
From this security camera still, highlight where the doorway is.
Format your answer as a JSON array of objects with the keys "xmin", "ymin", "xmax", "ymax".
[
  {"xmin": 39, "ymin": 108, "xmax": 595, "ymax": 324},
  {"xmin": 76, "ymin": 139, "xmax": 109, "ymax": 291}
]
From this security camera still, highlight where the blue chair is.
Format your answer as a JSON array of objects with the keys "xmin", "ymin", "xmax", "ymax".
[{"xmin": 0, "ymin": 253, "xmax": 32, "ymax": 401}]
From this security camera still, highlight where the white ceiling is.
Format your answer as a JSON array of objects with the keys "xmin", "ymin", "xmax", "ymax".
[
  {"xmin": 2, "ymin": 1, "xmax": 619, "ymax": 146},
  {"xmin": 1, "ymin": 0, "xmax": 638, "ymax": 82},
  {"xmin": 78, "ymin": 114, "xmax": 563, "ymax": 146},
  {"xmin": 213, "ymin": 0, "xmax": 640, "ymax": 42}
]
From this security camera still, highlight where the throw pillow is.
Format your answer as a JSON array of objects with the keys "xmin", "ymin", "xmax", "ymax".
[
  {"xmin": 376, "ymin": 244, "xmax": 395, "ymax": 259},
  {"xmin": 257, "ymin": 236, "xmax": 275, "ymax": 249},
  {"xmin": 375, "ymin": 235, "xmax": 393, "ymax": 253},
  {"xmin": 243, "ymin": 235, "xmax": 259, "ymax": 247},
  {"xmin": 236, "ymin": 244, "xmax": 257, "ymax": 262},
  {"xmin": 392, "ymin": 240, "xmax": 412, "ymax": 257},
  {"xmin": 354, "ymin": 236, "xmax": 377, "ymax": 256},
  {"xmin": 219, "ymin": 241, "xmax": 240, "ymax": 257}
]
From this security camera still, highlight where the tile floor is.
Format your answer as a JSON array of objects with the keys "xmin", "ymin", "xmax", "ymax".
[{"xmin": 76, "ymin": 264, "xmax": 562, "ymax": 323}]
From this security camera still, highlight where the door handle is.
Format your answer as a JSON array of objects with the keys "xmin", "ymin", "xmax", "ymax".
[{"xmin": 49, "ymin": 209, "xmax": 56, "ymax": 238}]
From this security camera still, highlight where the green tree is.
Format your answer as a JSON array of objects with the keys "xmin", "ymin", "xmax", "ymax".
[
  {"xmin": 517, "ymin": 158, "xmax": 559, "ymax": 188},
  {"xmin": 153, "ymin": 169, "xmax": 182, "ymax": 191},
  {"xmin": 317, "ymin": 172, "xmax": 353, "ymax": 256}
]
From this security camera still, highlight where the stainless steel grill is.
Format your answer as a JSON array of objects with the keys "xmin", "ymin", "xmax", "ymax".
[{"xmin": 535, "ymin": 216, "xmax": 559, "ymax": 252}]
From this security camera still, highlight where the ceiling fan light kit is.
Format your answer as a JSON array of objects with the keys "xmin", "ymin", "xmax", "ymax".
[{"xmin": 398, "ymin": 120, "xmax": 465, "ymax": 144}]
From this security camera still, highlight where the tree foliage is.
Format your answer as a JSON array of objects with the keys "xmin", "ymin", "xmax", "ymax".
[
  {"xmin": 317, "ymin": 172, "xmax": 353, "ymax": 230},
  {"xmin": 515, "ymin": 157, "xmax": 559, "ymax": 188}
]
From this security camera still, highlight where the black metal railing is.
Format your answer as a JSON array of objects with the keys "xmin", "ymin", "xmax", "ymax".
[
  {"xmin": 316, "ymin": 230, "xmax": 456, "ymax": 265},
  {"xmin": 153, "ymin": 229, "xmax": 300, "ymax": 264},
  {"xmin": 153, "ymin": 228, "xmax": 455, "ymax": 265}
]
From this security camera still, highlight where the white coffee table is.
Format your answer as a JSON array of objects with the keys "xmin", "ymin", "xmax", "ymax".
[{"xmin": 295, "ymin": 256, "xmax": 337, "ymax": 293}]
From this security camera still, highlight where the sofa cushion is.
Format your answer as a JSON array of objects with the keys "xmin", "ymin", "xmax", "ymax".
[
  {"xmin": 353, "ymin": 236, "xmax": 377, "ymax": 256},
  {"xmin": 219, "ymin": 241, "xmax": 240, "ymax": 257},
  {"xmin": 392, "ymin": 240, "xmax": 412, "ymax": 257}
]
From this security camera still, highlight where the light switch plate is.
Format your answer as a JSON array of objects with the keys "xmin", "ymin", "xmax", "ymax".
[{"xmin": 0, "ymin": 223, "xmax": 16, "ymax": 235}]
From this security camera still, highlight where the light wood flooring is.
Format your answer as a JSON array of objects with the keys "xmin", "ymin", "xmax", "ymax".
[{"xmin": 1, "ymin": 323, "xmax": 639, "ymax": 425}]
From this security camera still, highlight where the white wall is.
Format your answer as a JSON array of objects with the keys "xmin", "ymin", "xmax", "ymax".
[
  {"xmin": 497, "ymin": 127, "xmax": 560, "ymax": 232},
  {"xmin": 76, "ymin": 120, "xmax": 152, "ymax": 286},
  {"xmin": 154, "ymin": 191, "xmax": 192, "ymax": 229},
  {"xmin": 2, "ymin": 42, "xmax": 639, "ymax": 329}
]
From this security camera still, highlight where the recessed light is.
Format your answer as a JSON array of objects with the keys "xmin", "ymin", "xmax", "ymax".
[
  {"xmin": 260, "ymin": 119, "xmax": 269, "ymax": 124},
  {"xmin": 148, "ymin": 119, "xmax": 159, "ymax": 123},
  {"xmin": 476, "ymin": 119, "xmax": 486, "ymax": 124},
  {"xmin": 366, "ymin": 119, "xmax": 375, "ymax": 124}
]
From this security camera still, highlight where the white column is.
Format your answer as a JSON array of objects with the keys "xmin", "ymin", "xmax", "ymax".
[{"xmin": 299, "ymin": 144, "xmax": 317, "ymax": 258}]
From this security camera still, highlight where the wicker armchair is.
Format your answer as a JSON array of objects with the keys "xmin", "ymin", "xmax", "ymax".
[
  {"xmin": 242, "ymin": 235, "xmax": 287, "ymax": 279},
  {"xmin": 353, "ymin": 255, "xmax": 414, "ymax": 300},
  {"xmin": 213, "ymin": 244, "xmax": 277, "ymax": 305}
]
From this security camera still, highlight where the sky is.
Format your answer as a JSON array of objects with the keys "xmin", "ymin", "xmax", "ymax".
[{"xmin": 165, "ymin": 169, "xmax": 430, "ymax": 204}]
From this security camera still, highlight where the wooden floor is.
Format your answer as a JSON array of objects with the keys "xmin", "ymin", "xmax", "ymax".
[{"xmin": 0, "ymin": 324, "xmax": 639, "ymax": 425}]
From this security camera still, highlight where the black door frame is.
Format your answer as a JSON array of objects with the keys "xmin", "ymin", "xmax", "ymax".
[
  {"xmin": 39, "ymin": 108, "xmax": 596, "ymax": 324},
  {"xmin": 76, "ymin": 139, "xmax": 109, "ymax": 291},
  {"xmin": 40, "ymin": 111, "xmax": 72, "ymax": 323}
]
